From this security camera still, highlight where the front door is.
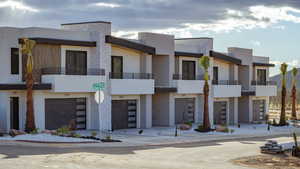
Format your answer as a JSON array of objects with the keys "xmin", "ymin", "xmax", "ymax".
[
  {"xmin": 175, "ymin": 98, "xmax": 195, "ymax": 124},
  {"xmin": 10, "ymin": 97, "xmax": 19, "ymax": 130}
]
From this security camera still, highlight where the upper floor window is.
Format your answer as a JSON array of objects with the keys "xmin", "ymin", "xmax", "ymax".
[
  {"xmin": 213, "ymin": 66, "xmax": 218, "ymax": 82},
  {"xmin": 182, "ymin": 60, "xmax": 195, "ymax": 80},
  {"xmin": 257, "ymin": 69, "xmax": 266, "ymax": 84},
  {"xmin": 11, "ymin": 48, "xmax": 19, "ymax": 74},
  {"xmin": 111, "ymin": 56, "xmax": 123, "ymax": 79},
  {"xmin": 66, "ymin": 50, "xmax": 87, "ymax": 75}
]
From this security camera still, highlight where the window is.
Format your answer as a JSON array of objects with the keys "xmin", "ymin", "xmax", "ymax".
[
  {"xmin": 111, "ymin": 56, "xmax": 123, "ymax": 78},
  {"xmin": 11, "ymin": 48, "xmax": 19, "ymax": 74},
  {"xmin": 65, "ymin": 50, "xmax": 87, "ymax": 75},
  {"xmin": 213, "ymin": 66, "xmax": 218, "ymax": 83},
  {"xmin": 182, "ymin": 61, "xmax": 195, "ymax": 80},
  {"xmin": 257, "ymin": 69, "xmax": 267, "ymax": 85}
]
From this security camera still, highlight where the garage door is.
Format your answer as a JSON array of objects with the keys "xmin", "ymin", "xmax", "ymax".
[
  {"xmin": 112, "ymin": 100, "xmax": 137, "ymax": 130},
  {"xmin": 214, "ymin": 101, "xmax": 227, "ymax": 125},
  {"xmin": 253, "ymin": 100, "xmax": 266, "ymax": 121},
  {"xmin": 45, "ymin": 98, "xmax": 86, "ymax": 130},
  {"xmin": 175, "ymin": 98, "xmax": 195, "ymax": 124}
]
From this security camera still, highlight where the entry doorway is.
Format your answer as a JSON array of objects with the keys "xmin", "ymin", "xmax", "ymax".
[
  {"xmin": 175, "ymin": 98, "xmax": 195, "ymax": 124},
  {"xmin": 10, "ymin": 97, "xmax": 19, "ymax": 130}
]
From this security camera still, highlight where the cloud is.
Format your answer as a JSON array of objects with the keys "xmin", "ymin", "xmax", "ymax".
[
  {"xmin": 0, "ymin": 0, "xmax": 39, "ymax": 12},
  {"xmin": 271, "ymin": 60, "xmax": 300, "ymax": 67},
  {"xmin": 92, "ymin": 2, "xmax": 121, "ymax": 8}
]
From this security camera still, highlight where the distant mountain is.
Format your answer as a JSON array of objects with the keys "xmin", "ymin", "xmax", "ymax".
[{"xmin": 270, "ymin": 68, "xmax": 300, "ymax": 90}]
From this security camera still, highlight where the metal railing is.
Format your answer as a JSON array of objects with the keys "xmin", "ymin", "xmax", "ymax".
[
  {"xmin": 41, "ymin": 67, "xmax": 105, "ymax": 76},
  {"xmin": 172, "ymin": 74, "xmax": 205, "ymax": 80},
  {"xmin": 109, "ymin": 72, "xmax": 154, "ymax": 79},
  {"xmin": 251, "ymin": 80, "xmax": 277, "ymax": 86},
  {"xmin": 212, "ymin": 80, "xmax": 241, "ymax": 85}
]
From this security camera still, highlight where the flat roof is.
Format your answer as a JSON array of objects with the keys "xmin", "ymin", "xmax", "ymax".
[
  {"xmin": 175, "ymin": 51, "xmax": 203, "ymax": 58},
  {"xmin": 61, "ymin": 21, "xmax": 111, "ymax": 26},
  {"xmin": 253, "ymin": 62, "xmax": 275, "ymax": 67},
  {"xmin": 175, "ymin": 37, "xmax": 213, "ymax": 40},
  {"xmin": 19, "ymin": 38, "xmax": 97, "ymax": 47}
]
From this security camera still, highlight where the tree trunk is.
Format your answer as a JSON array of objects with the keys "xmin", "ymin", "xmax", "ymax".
[
  {"xmin": 279, "ymin": 87, "xmax": 287, "ymax": 126},
  {"xmin": 203, "ymin": 81, "xmax": 211, "ymax": 130},
  {"xmin": 291, "ymin": 86, "xmax": 297, "ymax": 120},
  {"xmin": 25, "ymin": 72, "xmax": 36, "ymax": 132}
]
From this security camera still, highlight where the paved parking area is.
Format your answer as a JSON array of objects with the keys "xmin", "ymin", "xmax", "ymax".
[{"xmin": 0, "ymin": 135, "xmax": 295, "ymax": 169}]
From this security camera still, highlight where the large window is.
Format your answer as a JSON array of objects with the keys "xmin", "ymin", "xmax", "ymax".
[
  {"xmin": 182, "ymin": 60, "xmax": 195, "ymax": 80},
  {"xmin": 111, "ymin": 56, "xmax": 123, "ymax": 78},
  {"xmin": 11, "ymin": 48, "xmax": 19, "ymax": 74},
  {"xmin": 66, "ymin": 50, "xmax": 87, "ymax": 75},
  {"xmin": 257, "ymin": 69, "xmax": 267, "ymax": 85}
]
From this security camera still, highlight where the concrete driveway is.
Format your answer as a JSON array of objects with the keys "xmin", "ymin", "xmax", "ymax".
[{"xmin": 0, "ymin": 135, "xmax": 295, "ymax": 169}]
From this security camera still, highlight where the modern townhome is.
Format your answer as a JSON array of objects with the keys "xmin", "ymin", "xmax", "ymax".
[{"xmin": 0, "ymin": 21, "xmax": 277, "ymax": 132}]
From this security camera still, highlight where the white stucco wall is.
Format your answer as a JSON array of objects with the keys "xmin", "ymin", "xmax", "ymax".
[
  {"xmin": 111, "ymin": 46, "xmax": 141, "ymax": 73},
  {"xmin": 213, "ymin": 59, "xmax": 230, "ymax": 80},
  {"xmin": 110, "ymin": 79, "xmax": 154, "ymax": 95}
]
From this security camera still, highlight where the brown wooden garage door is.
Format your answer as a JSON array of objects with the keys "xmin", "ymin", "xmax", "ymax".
[
  {"xmin": 112, "ymin": 100, "xmax": 137, "ymax": 130},
  {"xmin": 45, "ymin": 98, "xmax": 86, "ymax": 130},
  {"xmin": 175, "ymin": 98, "xmax": 195, "ymax": 124},
  {"xmin": 253, "ymin": 100, "xmax": 266, "ymax": 121},
  {"xmin": 214, "ymin": 101, "xmax": 227, "ymax": 125}
]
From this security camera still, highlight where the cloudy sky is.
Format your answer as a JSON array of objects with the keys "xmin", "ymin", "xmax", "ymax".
[{"xmin": 1, "ymin": 0, "xmax": 300, "ymax": 76}]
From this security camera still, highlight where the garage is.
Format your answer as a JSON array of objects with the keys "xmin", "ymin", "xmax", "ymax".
[
  {"xmin": 45, "ymin": 98, "xmax": 86, "ymax": 130},
  {"xmin": 253, "ymin": 100, "xmax": 266, "ymax": 122},
  {"xmin": 112, "ymin": 100, "xmax": 137, "ymax": 130},
  {"xmin": 175, "ymin": 98, "xmax": 195, "ymax": 124},
  {"xmin": 214, "ymin": 101, "xmax": 227, "ymax": 125}
]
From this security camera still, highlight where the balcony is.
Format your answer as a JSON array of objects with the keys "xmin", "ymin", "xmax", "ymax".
[
  {"xmin": 213, "ymin": 80, "xmax": 241, "ymax": 98},
  {"xmin": 110, "ymin": 72, "xmax": 154, "ymax": 95},
  {"xmin": 41, "ymin": 67, "xmax": 105, "ymax": 93},
  {"xmin": 251, "ymin": 80, "xmax": 277, "ymax": 97},
  {"xmin": 172, "ymin": 74, "xmax": 205, "ymax": 94}
]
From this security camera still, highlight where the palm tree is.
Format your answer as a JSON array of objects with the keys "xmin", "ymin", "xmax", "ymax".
[
  {"xmin": 279, "ymin": 63, "xmax": 288, "ymax": 126},
  {"xmin": 200, "ymin": 56, "xmax": 211, "ymax": 130},
  {"xmin": 291, "ymin": 67, "xmax": 298, "ymax": 120},
  {"xmin": 21, "ymin": 38, "xmax": 36, "ymax": 132}
]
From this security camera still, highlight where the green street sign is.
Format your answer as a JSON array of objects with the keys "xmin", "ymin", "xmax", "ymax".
[{"xmin": 93, "ymin": 82, "xmax": 105, "ymax": 91}]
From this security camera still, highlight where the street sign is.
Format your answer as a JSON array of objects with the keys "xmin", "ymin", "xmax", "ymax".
[{"xmin": 93, "ymin": 82, "xmax": 105, "ymax": 91}]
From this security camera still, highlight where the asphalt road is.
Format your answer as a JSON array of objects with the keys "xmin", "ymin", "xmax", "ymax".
[{"xmin": 0, "ymin": 135, "xmax": 295, "ymax": 169}]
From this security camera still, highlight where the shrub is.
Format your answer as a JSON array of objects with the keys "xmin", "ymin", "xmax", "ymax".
[
  {"xmin": 184, "ymin": 121, "xmax": 193, "ymax": 127},
  {"xmin": 30, "ymin": 128, "xmax": 39, "ymax": 135},
  {"xmin": 74, "ymin": 133, "xmax": 81, "ymax": 138},
  {"xmin": 56, "ymin": 126, "xmax": 70, "ymax": 135},
  {"xmin": 91, "ymin": 131, "xmax": 97, "ymax": 137}
]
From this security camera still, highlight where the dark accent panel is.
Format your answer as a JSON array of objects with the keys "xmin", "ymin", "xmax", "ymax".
[
  {"xmin": 61, "ymin": 21, "xmax": 111, "ymax": 25},
  {"xmin": 0, "ymin": 84, "xmax": 52, "ymax": 90},
  {"xmin": 19, "ymin": 38, "xmax": 96, "ymax": 47},
  {"xmin": 10, "ymin": 97, "xmax": 19, "ymax": 130},
  {"xmin": 210, "ymin": 51, "xmax": 242, "ymax": 65},
  {"xmin": 11, "ymin": 48, "xmax": 19, "ymax": 74},
  {"xmin": 175, "ymin": 51, "xmax": 203, "ymax": 58},
  {"xmin": 241, "ymin": 91, "xmax": 256, "ymax": 96},
  {"xmin": 155, "ymin": 87, "xmax": 177, "ymax": 93},
  {"xmin": 105, "ymin": 35, "xmax": 155, "ymax": 55},
  {"xmin": 253, "ymin": 62, "xmax": 275, "ymax": 67}
]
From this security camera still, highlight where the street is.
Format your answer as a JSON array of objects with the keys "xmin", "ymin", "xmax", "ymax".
[{"xmin": 0, "ymin": 135, "xmax": 295, "ymax": 169}]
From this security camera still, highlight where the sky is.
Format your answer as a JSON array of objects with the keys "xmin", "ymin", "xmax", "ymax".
[{"xmin": 0, "ymin": 0, "xmax": 300, "ymax": 76}]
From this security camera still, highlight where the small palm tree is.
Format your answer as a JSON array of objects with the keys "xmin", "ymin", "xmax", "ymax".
[
  {"xmin": 21, "ymin": 38, "xmax": 36, "ymax": 132},
  {"xmin": 291, "ymin": 67, "xmax": 298, "ymax": 120},
  {"xmin": 279, "ymin": 63, "xmax": 288, "ymax": 126},
  {"xmin": 200, "ymin": 56, "xmax": 211, "ymax": 130}
]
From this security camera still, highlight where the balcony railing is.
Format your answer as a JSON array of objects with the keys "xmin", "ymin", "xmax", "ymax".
[
  {"xmin": 173, "ymin": 74, "xmax": 205, "ymax": 80},
  {"xmin": 251, "ymin": 80, "xmax": 277, "ymax": 86},
  {"xmin": 212, "ymin": 80, "xmax": 241, "ymax": 85},
  {"xmin": 41, "ymin": 67, "xmax": 105, "ymax": 76},
  {"xmin": 110, "ymin": 72, "xmax": 154, "ymax": 79}
]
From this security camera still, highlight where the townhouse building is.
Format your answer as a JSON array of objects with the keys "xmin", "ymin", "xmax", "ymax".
[{"xmin": 0, "ymin": 21, "xmax": 277, "ymax": 132}]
